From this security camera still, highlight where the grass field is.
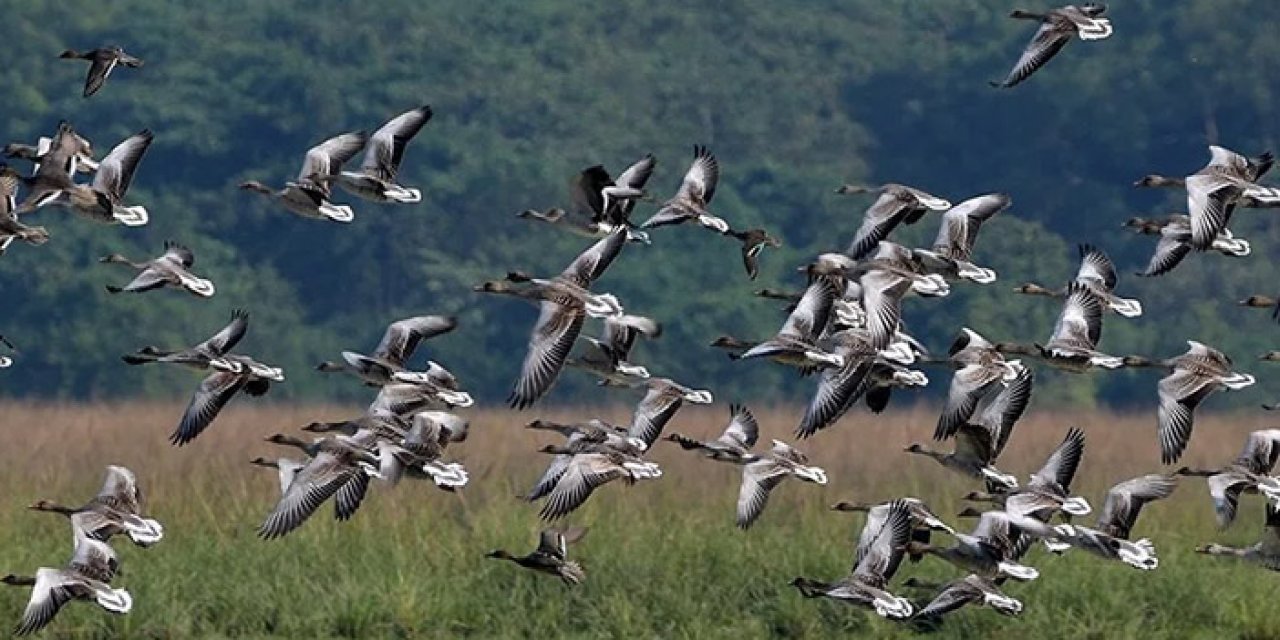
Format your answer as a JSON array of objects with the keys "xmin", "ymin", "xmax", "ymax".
[{"xmin": 0, "ymin": 401, "xmax": 1276, "ymax": 639}]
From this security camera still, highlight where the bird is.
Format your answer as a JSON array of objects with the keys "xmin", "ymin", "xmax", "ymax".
[
  {"xmin": 519, "ymin": 154, "xmax": 655, "ymax": 244},
  {"xmin": 640, "ymin": 145, "xmax": 729, "ymax": 233},
  {"xmin": 908, "ymin": 574, "xmax": 1023, "ymax": 621},
  {"xmin": 0, "ymin": 165, "xmax": 49, "ymax": 254},
  {"xmin": 334, "ymin": 105, "xmax": 431, "ymax": 203},
  {"xmin": 723, "ymin": 228, "xmax": 781, "ymax": 280},
  {"xmin": 1013, "ymin": 244, "xmax": 1141, "ymax": 317},
  {"xmin": 1175, "ymin": 430, "xmax": 1280, "ymax": 528},
  {"xmin": 59, "ymin": 46, "xmax": 143, "ymax": 97},
  {"xmin": 121, "ymin": 309, "xmax": 248, "ymax": 372},
  {"xmin": 830, "ymin": 498, "xmax": 956, "ymax": 563},
  {"xmin": 315, "ymin": 315, "xmax": 458, "ymax": 386},
  {"xmin": 934, "ymin": 327, "xmax": 1024, "ymax": 440},
  {"xmin": 1136, "ymin": 145, "xmax": 1280, "ymax": 250},
  {"xmin": 1123, "ymin": 341, "xmax": 1255, "ymax": 464},
  {"xmin": 172, "ymin": 354, "xmax": 285, "ymax": 446},
  {"xmin": 27, "ymin": 466, "xmax": 163, "ymax": 547},
  {"xmin": 912, "ymin": 193, "xmax": 1011, "ymax": 283},
  {"xmin": 565, "ymin": 314, "xmax": 661, "ymax": 387},
  {"xmin": 240, "ymin": 131, "xmax": 367, "ymax": 222},
  {"xmin": 838, "ymin": 183, "xmax": 951, "ymax": 259},
  {"xmin": 534, "ymin": 447, "xmax": 662, "ymax": 521},
  {"xmin": 2, "ymin": 536, "xmax": 132, "ymax": 635},
  {"xmin": 794, "ymin": 326, "xmax": 927, "ymax": 438},
  {"xmin": 736, "ymin": 439, "xmax": 828, "ymax": 529},
  {"xmin": 665, "ymin": 404, "xmax": 761, "ymax": 465},
  {"xmin": 1051, "ymin": 474, "xmax": 1177, "ymax": 570},
  {"xmin": 997, "ymin": 281, "xmax": 1124, "ymax": 371},
  {"xmin": 475, "ymin": 229, "xmax": 628, "ymax": 408},
  {"xmin": 99, "ymin": 241, "xmax": 215, "ymax": 297},
  {"xmin": 735, "ymin": 274, "xmax": 846, "ymax": 369},
  {"xmin": 1125, "ymin": 216, "xmax": 1250, "ymax": 277},
  {"xmin": 908, "ymin": 508, "xmax": 1054, "ymax": 581},
  {"xmin": 626, "ymin": 377, "xmax": 715, "ymax": 447},
  {"xmin": 1240, "ymin": 295, "xmax": 1280, "ymax": 325},
  {"xmin": 991, "ymin": 4, "xmax": 1112, "ymax": 88},
  {"xmin": 485, "ymin": 528, "xmax": 589, "ymax": 584},
  {"xmin": 14, "ymin": 129, "xmax": 153, "ymax": 226},
  {"xmin": 257, "ymin": 434, "xmax": 383, "ymax": 538},
  {"xmin": 1195, "ymin": 504, "xmax": 1280, "ymax": 571},
  {"xmin": 789, "ymin": 499, "xmax": 915, "ymax": 619},
  {"xmin": 4, "ymin": 128, "xmax": 98, "ymax": 175}
]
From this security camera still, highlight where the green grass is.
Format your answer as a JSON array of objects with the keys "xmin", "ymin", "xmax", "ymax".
[{"xmin": 0, "ymin": 403, "xmax": 1276, "ymax": 638}]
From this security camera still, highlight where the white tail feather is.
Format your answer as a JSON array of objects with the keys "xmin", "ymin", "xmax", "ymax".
[
  {"xmin": 983, "ymin": 591, "xmax": 1023, "ymax": 616},
  {"xmin": 386, "ymin": 186, "xmax": 422, "ymax": 203},
  {"xmin": 893, "ymin": 370, "xmax": 929, "ymax": 386},
  {"xmin": 682, "ymin": 389, "xmax": 714, "ymax": 404},
  {"xmin": 438, "ymin": 389, "xmax": 475, "ymax": 407},
  {"xmin": 697, "ymin": 214, "xmax": 730, "ymax": 233},
  {"xmin": 180, "ymin": 275, "xmax": 216, "ymax": 297},
  {"xmin": 114, "ymin": 205, "xmax": 149, "ymax": 227},
  {"xmin": 997, "ymin": 561, "xmax": 1039, "ymax": 581},
  {"xmin": 125, "ymin": 517, "xmax": 164, "ymax": 546},
  {"xmin": 424, "ymin": 461, "xmax": 469, "ymax": 488},
  {"xmin": 623, "ymin": 461, "xmax": 663, "ymax": 479},
  {"xmin": 616, "ymin": 362, "xmax": 650, "ymax": 378},
  {"xmin": 873, "ymin": 594, "xmax": 914, "ymax": 619},
  {"xmin": 1222, "ymin": 372, "xmax": 1256, "ymax": 390},
  {"xmin": 911, "ymin": 274, "xmax": 950, "ymax": 297},
  {"xmin": 1077, "ymin": 18, "xmax": 1113, "ymax": 40},
  {"xmin": 1090, "ymin": 355, "xmax": 1125, "ymax": 369},
  {"xmin": 95, "ymin": 587, "xmax": 133, "ymax": 614},
  {"xmin": 319, "ymin": 202, "xmax": 355, "ymax": 222},
  {"xmin": 919, "ymin": 196, "xmax": 952, "ymax": 210},
  {"xmin": 585, "ymin": 293, "xmax": 625, "ymax": 318},
  {"xmin": 794, "ymin": 465, "xmax": 828, "ymax": 485},
  {"xmin": 1110, "ymin": 297, "xmax": 1143, "ymax": 318},
  {"xmin": 804, "ymin": 350, "xmax": 845, "ymax": 368},
  {"xmin": 625, "ymin": 229, "xmax": 652, "ymax": 245},
  {"xmin": 1118, "ymin": 539, "xmax": 1158, "ymax": 570},
  {"xmin": 1043, "ymin": 538, "xmax": 1072, "ymax": 554},
  {"xmin": 1061, "ymin": 496, "xmax": 1093, "ymax": 516},
  {"xmin": 980, "ymin": 467, "xmax": 1019, "ymax": 490},
  {"xmin": 0, "ymin": 356, "xmax": 11, "ymax": 368}
]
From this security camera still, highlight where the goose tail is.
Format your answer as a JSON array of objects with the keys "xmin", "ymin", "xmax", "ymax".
[
  {"xmin": 584, "ymin": 293, "xmax": 624, "ymax": 318},
  {"xmin": 386, "ymin": 186, "xmax": 422, "ymax": 203},
  {"xmin": 1077, "ymin": 18, "xmax": 1113, "ymax": 40},
  {"xmin": 1061, "ymin": 496, "xmax": 1093, "ymax": 516},
  {"xmin": 1117, "ymin": 538, "xmax": 1159, "ymax": 570},
  {"xmin": 794, "ymin": 464, "xmax": 828, "ymax": 485},
  {"xmin": 1221, "ymin": 372, "xmax": 1256, "ymax": 390},
  {"xmin": 957, "ymin": 262, "xmax": 998, "ymax": 284},
  {"xmin": 1110, "ymin": 297, "xmax": 1143, "ymax": 318},
  {"xmin": 1089, "ymin": 354, "xmax": 1126, "ymax": 369},
  {"xmin": 983, "ymin": 591, "xmax": 1024, "ymax": 616},
  {"xmin": 125, "ymin": 517, "xmax": 165, "ymax": 546},
  {"xmin": 979, "ymin": 466, "xmax": 1019, "ymax": 490},
  {"xmin": 873, "ymin": 594, "xmax": 914, "ymax": 620},
  {"xmin": 319, "ymin": 202, "xmax": 355, "ymax": 223},
  {"xmin": 95, "ymin": 587, "xmax": 133, "ymax": 614},
  {"xmin": 1211, "ymin": 235, "xmax": 1251, "ymax": 257},
  {"xmin": 996, "ymin": 560, "xmax": 1039, "ymax": 581},
  {"xmin": 696, "ymin": 214, "xmax": 730, "ymax": 233},
  {"xmin": 615, "ymin": 362, "xmax": 651, "ymax": 379},
  {"xmin": 114, "ymin": 205, "xmax": 149, "ymax": 227}
]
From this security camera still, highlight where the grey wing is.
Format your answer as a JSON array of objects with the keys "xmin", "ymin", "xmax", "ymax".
[
  {"xmin": 373, "ymin": 315, "xmax": 458, "ymax": 366},
  {"xmin": 171, "ymin": 371, "xmax": 247, "ymax": 446},
  {"xmin": 540, "ymin": 455, "xmax": 624, "ymax": 520},
  {"xmin": 332, "ymin": 472, "xmax": 370, "ymax": 521},
  {"xmin": 117, "ymin": 267, "xmax": 173, "ymax": 293},
  {"xmin": 779, "ymin": 277, "xmax": 837, "ymax": 342},
  {"xmin": 299, "ymin": 131, "xmax": 368, "ymax": 183},
  {"xmin": 736, "ymin": 460, "xmax": 788, "ymax": 529},
  {"xmin": 559, "ymin": 228, "xmax": 627, "ymax": 286},
  {"xmin": 1075, "ymin": 244, "xmax": 1117, "ymax": 290},
  {"xmin": 361, "ymin": 105, "xmax": 431, "ymax": 182},
  {"xmin": 526, "ymin": 455, "xmax": 573, "ymax": 501},
  {"xmin": 615, "ymin": 154, "xmax": 656, "ymax": 191},
  {"xmin": 82, "ymin": 52, "xmax": 118, "ymax": 97},
  {"xmin": 718, "ymin": 404, "xmax": 759, "ymax": 449},
  {"xmin": 197, "ymin": 309, "xmax": 250, "ymax": 356},
  {"xmin": 13, "ymin": 569, "xmax": 77, "ymax": 636},
  {"xmin": 1186, "ymin": 173, "xmax": 1238, "ymax": 250},
  {"xmin": 1049, "ymin": 283, "xmax": 1103, "ymax": 348},
  {"xmin": 796, "ymin": 355, "xmax": 874, "ymax": 438},
  {"xmin": 931, "ymin": 206, "xmax": 970, "ymax": 258},
  {"xmin": 1157, "ymin": 370, "xmax": 1215, "ymax": 464},
  {"xmin": 0, "ymin": 167, "xmax": 21, "ymax": 216},
  {"xmin": 1097, "ymin": 474, "xmax": 1177, "ymax": 535},
  {"xmin": 853, "ymin": 500, "xmax": 912, "ymax": 583},
  {"xmin": 935, "ymin": 364, "xmax": 1003, "ymax": 441},
  {"xmin": 677, "ymin": 145, "xmax": 719, "ymax": 205},
  {"xmin": 976, "ymin": 367, "xmax": 1033, "ymax": 459},
  {"xmin": 92, "ymin": 129, "xmax": 153, "ymax": 200},
  {"xmin": 846, "ymin": 194, "xmax": 908, "ymax": 259},
  {"xmin": 628, "ymin": 384, "xmax": 684, "ymax": 447},
  {"xmin": 947, "ymin": 193, "xmax": 1010, "ymax": 256},
  {"xmin": 1031, "ymin": 427, "xmax": 1085, "ymax": 491},
  {"xmin": 96, "ymin": 466, "xmax": 142, "ymax": 513},
  {"xmin": 859, "ymin": 270, "xmax": 909, "ymax": 350},
  {"xmin": 537, "ymin": 529, "xmax": 568, "ymax": 560},
  {"xmin": 996, "ymin": 21, "xmax": 1073, "ymax": 88},
  {"xmin": 509, "ymin": 302, "xmax": 584, "ymax": 410},
  {"xmin": 1235, "ymin": 430, "xmax": 1280, "ymax": 474},
  {"xmin": 160, "ymin": 241, "xmax": 195, "ymax": 268},
  {"xmin": 601, "ymin": 314, "xmax": 660, "ymax": 360},
  {"xmin": 258, "ymin": 453, "xmax": 356, "ymax": 539},
  {"xmin": 1139, "ymin": 234, "xmax": 1191, "ymax": 277},
  {"xmin": 913, "ymin": 581, "xmax": 980, "ymax": 620}
]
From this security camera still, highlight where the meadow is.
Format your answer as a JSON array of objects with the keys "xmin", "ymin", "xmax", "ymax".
[{"xmin": 0, "ymin": 402, "xmax": 1277, "ymax": 639}]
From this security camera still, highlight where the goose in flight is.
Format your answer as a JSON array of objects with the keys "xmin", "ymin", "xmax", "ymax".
[
  {"xmin": 566, "ymin": 314, "xmax": 661, "ymax": 387},
  {"xmin": 736, "ymin": 439, "xmax": 828, "ymax": 529},
  {"xmin": 257, "ymin": 434, "xmax": 383, "ymax": 539},
  {"xmin": 1125, "ymin": 215, "xmax": 1249, "ymax": 277},
  {"xmin": 830, "ymin": 498, "xmax": 956, "ymax": 563},
  {"xmin": 316, "ymin": 315, "xmax": 458, "ymax": 386},
  {"xmin": 59, "ymin": 46, "xmax": 143, "ymax": 97},
  {"xmin": 794, "ymin": 326, "xmax": 927, "ymax": 438},
  {"xmin": 122, "ymin": 309, "xmax": 247, "ymax": 372},
  {"xmin": 1136, "ymin": 145, "xmax": 1280, "ymax": 250},
  {"xmin": 486, "ymin": 528, "xmax": 589, "ymax": 585},
  {"xmin": 520, "ymin": 154, "xmax": 655, "ymax": 244},
  {"xmin": 934, "ymin": 327, "xmax": 1024, "ymax": 440},
  {"xmin": 641, "ymin": 145, "xmax": 729, "ymax": 233},
  {"xmin": 1175, "ymin": 430, "xmax": 1280, "ymax": 528},
  {"xmin": 908, "ymin": 574, "xmax": 1023, "ymax": 621},
  {"xmin": 1014, "ymin": 244, "xmax": 1141, "ymax": 317},
  {"xmin": 1052, "ymin": 474, "xmax": 1177, "ymax": 570},
  {"xmin": 0, "ymin": 166, "xmax": 48, "ymax": 255},
  {"xmin": 15, "ymin": 129, "xmax": 153, "ymax": 226},
  {"xmin": 909, "ymin": 508, "xmax": 1055, "ymax": 581},
  {"xmin": 334, "ymin": 105, "xmax": 431, "ymax": 203},
  {"xmin": 789, "ymin": 500, "xmax": 916, "ymax": 619},
  {"xmin": 997, "ymin": 281, "xmax": 1124, "ymax": 372},
  {"xmin": 723, "ymin": 228, "xmax": 782, "ymax": 281},
  {"xmin": 171, "ymin": 354, "xmax": 284, "ymax": 446},
  {"xmin": 1196, "ymin": 504, "xmax": 1280, "ymax": 571},
  {"xmin": 99, "ymin": 241, "xmax": 215, "ymax": 297},
  {"xmin": 2, "ymin": 536, "xmax": 131, "ymax": 635},
  {"xmin": 4, "ymin": 128, "xmax": 98, "ymax": 175},
  {"xmin": 991, "ymin": 4, "xmax": 1112, "ymax": 88},
  {"xmin": 534, "ymin": 446, "xmax": 662, "ymax": 521},
  {"xmin": 475, "ymin": 230, "xmax": 628, "ymax": 408},
  {"xmin": 912, "ymin": 193, "xmax": 1011, "ymax": 283},
  {"xmin": 665, "ymin": 404, "xmax": 761, "ymax": 465},
  {"xmin": 240, "ymin": 131, "xmax": 367, "ymax": 222},
  {"xmin": 1124, "ymin": 341, "xmax": 1255, "ymax": 464},
  {"xmin": 838, "ymin": 183, "xmax": 951, "ymax": 260},
  {"xmin": 736, "ymin": 274, "xmax": 846, "ymax": 369},
  {"xmin": 28, "ymin": 466, "xmax": 163, "ymax": 548}
]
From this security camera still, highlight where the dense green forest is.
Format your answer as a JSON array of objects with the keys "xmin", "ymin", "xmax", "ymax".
[{"xmin": 2, "ymin": 1, "xmax": 1279, "ymax": 408}]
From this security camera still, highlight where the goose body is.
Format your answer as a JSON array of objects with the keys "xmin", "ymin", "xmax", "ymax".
[
  {"xmin": 1136, "ymin": 146, "xmax": 1280, "ymax": 250},
  {"xmin": 2, "ymin": 536, "xmax": 131, "ymax": 635},
  {"xmin": 258, "ymin": 434, "xmax": 383, "ymax": 538},
  {"xmin": 1126, "ymin": 215, "xmax": 1250, "ymax": 277},
  {"xmin": 336, "ymin": 106, "xmax": 431, "ymax": 203},
  {"xmin": 100, "ymin": 241, "xmax": 215, "ymax": 297},
  {"xmin": 241, "ymin": 131, "xmax": 366, "ymax": 222},
  {"xmin": 122, "ymin": 309, "xmax": 248, "ymax": 372},
  {"xmin": 60, "ymin": 46, "xmax": 143, "ymax": 97},
  {"xmin": 910, "ymin": 574, "xmax": 1023, "ymax": 621},
  {"xmin": 566, "ymin": 314, "xmax": 660, "ymax": 386},
  {"xmin": 1000, "ymin": 281, "xmax": 1123, "ymax": 372},
  {"xmin": 29, "ymin": 466, "xmax": 163, "ymax": 548},
  {"xmin": 316, "ymin": 315, "xmax": 458, "ymax": 386},
  {"xmin": 486, "ymin": 528, "xmax": 588, "ymax": 585},
  {"xmin": 665, "ymin": 404, "xmax": 760, "ymax": 465},
  {"xmin": 520, "ymin": 155, "xmax": 655, "ymax": 244},
  {"xmin": 992, "ymin": 4, "xmax": 1112, "ymax": 88},
  {"xmin": 790, "ymin": 500, "xmax": 916, "ymax": 619},
  {"xmin": 1197, "ymin": 505, "xmax": 1280, "ymax": 571},
  {"xmin": 839, "ymin": 183, "xmax": 951, "ymax": 259},
  {"xmin": 0, "ymin": 167, "xmax": 48, "ymax": 254},
  {"xmin": 172, "ymin": 354, "xmax": 284, "ymax": 446},
  {"xmin": 736, "ymin": 439, "xmax": 828, "ymax": 528},
  {"xmin": 641, "ymin": 145, "xmax": 728, "ymax": 233}
]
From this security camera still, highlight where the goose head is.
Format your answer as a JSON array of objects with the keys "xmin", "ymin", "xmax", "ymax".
[
  {"xmin": 238, "ymin": 181, "xmax": 274, "ymax": 196},
  {"xmin": 484, "ymin": 549, "xmax": 514, "ymax": 560},
  {"xmin": 472, "ymin": 280, "xmax": 511, "ymax": 293},
  {"xmin": 829, "ymin": 501, "xmax": 871, "ymax": 513},
  {"xmin": 1012, "ymin": 283, "xmax": 1054, "ymax": 295},
  {"xmin": 1133, "ymin": 175, "xmax": 1183, "ymax": 188},
  {"xmin": 1240, "ymin": 295, "xmax": 1278, "ymax": 308},
  {"xmin": 956, "ymin": 506, "xmax": 985, "ymax": 518},
  {"xmin": 98, "ymin": 253, "xmax": 132, "ymax": 265},
  {"xmin": 249, "ymin": 457, "xmax": 278, "ymax": 468}
]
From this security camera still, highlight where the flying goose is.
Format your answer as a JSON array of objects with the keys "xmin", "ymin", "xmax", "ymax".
[
  {"xmin": 626, "ymin": 377, "xmax": 714, "ymax": 447},
  {"xmin": 962, "ymin": 426, "xmax": 1091, "ymax": 524},
  {"xmin": 2, "ymin": 536, "xmax": 131, "ymax": 635},
  {"xmin": 837, "ymin": 183, "xmax": 951, "ymax": 260},
  {"xmin": 1125, "ymin": 216, "xmax": 1250, "ymax": 277},
  {"xmin": 520, "ymin": 155, "xmax": 655, "ymax": 244},
  {"xmin": 1175, "ymin": 430, "xmax": 1280, "ymax": 528},
  {"xmin": 991, "ymin": 4, "xmax": 1112, "ymax": 88},
  {"xmin": 830, "ymin": 498, "xmax": 955, "ymax": 563},
  {"xmin": 909, "ymin": 509, "xmax": 1054, "ymax": 581},
  {"xmin": 535, "ymin": 447, "xmax": 662, "ymax": 520},
  {"xmin": 665, "ymin": 404, "xmax": 760, "ymax": 464},
  {"xmin": 522, "ymin": 420, "xmax": 645, "ymax": 502},
  {"xmin": 335, "ymin": 105, "xmax": 431, "ymax": 203},
  {"xmin": 1051, "ymin": 474, "xmax": 1177, "ymax": 570},
  {"xmin": 316, "ymin": 315, "xmax": 458, "ymax": 386},
  {"xmin": 0, "ymin": 166, "xmax": 49, "ymax": 253},
  {"xmin": 1014, "ymin": 244, "xmax": 1141, "ymax": 317},
  {"xmin": 28, "ymin": 466, "xmax": 163, "ymax": 547},
  {"xmin": 794, "ymin": 325, "xmax": 927, "ymax": 437},
  {"xmin": 1136, "ymin": 145, "xmax": 1280, "ymax": 250},
  {"xmin": 477, "ymin": 230, "xmax": 629, "ymax": 408},
  {"xmin": 997, "ymin": 281, "xmax": 1124, "ymax": 371},
  {"xmin": 566, "ymin": 314, "xmax": 660, "ymax": 386},
  {"xmin": 723, "ymin": 228, "xmax": 781, "ymax": 280},
  {"xmin": 258, "ymin": 434, "xmax": 382, "ymax": 538},
  {"xmin": 1196, "ymin": 504, "xmax": 1280, "ymax": 571},
  {"xmin": 1241, "ymin": 295, "xmax": 1280, "ymax": 324},
  {"xmin": 0, "ymin": 335, "xmax": 13, "ymax": 368},
  {"xmin": 486, "ymin": 528, "xmax": 588, "ymax": 585},
  {"xmin": 172, "ymin": 354, "xmax": 284, "ymax": 446},
  {"xmin": 737, "ymin": 439, "xmax": 828, "ymax": 529},
  {"xmin": 15, "ymin": 129, "xmax": 153, "ymax": 226},
  {"xmin": 99, "ymin": 241, "xmax": 215, "ymax": 297},
  {"xmin": 736, "ymin": 274, "xmax": 846, "ymax": 369},
  {"xmin": 909, "ymin": 574, "xmax": 1023, "ymax": 621},
  {"xmin": 935, "ymin": 328, "xmax": 1024, "ymax": 439},
  {"xmin": 4, "ymin": 129, "xmax": 98, "ymax": 175},
  {"xmin": 59, "ymin": 46, "xmax": 143, "ymax": 97},
  {"xmin": 640, "ymin": 145, "xmax": 729, "ymax": 233},
  {"xmin": 789, "ymin": 500, "xmax": 915, "ymax": 619},
  {"xmin": 912, "ymin": 193, "xmax": 1011, "ymax": 283},
  {"xmin": 240, "ymin": 131, "xmax": 367, "ymax": 223},
  {"xmin": 122, "ymin": 309, "xmax": 247, "ymax": 371},
  {"xmin": 1124, "ymin": 341, "xmax": 1255, "ymax": 464},
  {"xmin": 906, "ymin": 366, "xmax": 1033, "ymax": 490}
]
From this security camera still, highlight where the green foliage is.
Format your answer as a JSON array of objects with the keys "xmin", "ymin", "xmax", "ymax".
[{"xmin": 2, "ymin": 1, "xmax": 1280, "ymax": 407}]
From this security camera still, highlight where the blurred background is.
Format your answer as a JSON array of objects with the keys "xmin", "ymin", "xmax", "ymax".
[{"xmin": 1, "ymin": 0, "xmax": 1278, "ymax": 409}]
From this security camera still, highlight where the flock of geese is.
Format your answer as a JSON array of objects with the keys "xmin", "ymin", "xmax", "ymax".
[{"xmin": 3, "ymin": 3, "xmax": 1280, "ymax": 633}]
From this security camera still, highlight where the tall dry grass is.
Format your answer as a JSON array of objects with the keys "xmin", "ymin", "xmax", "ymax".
[{"xmin": 0, "ymin": 402, "xmax": 1276, "ymax": 638}]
